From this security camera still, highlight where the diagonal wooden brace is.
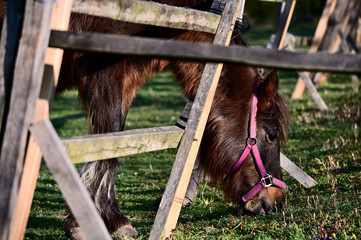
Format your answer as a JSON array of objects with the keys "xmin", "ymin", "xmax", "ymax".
[{"xmin": 149, "ymin": 0, "xmax": 244, "ymax": 239}]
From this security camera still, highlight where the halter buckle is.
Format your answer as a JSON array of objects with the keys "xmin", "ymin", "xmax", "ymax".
[
  {"xmin": 261, "ymin": 175, "xmax": 273, "ymax": 187},
  {"xmin": 246, "ymin": 137, "xmax": 257, "ymax": 146}
]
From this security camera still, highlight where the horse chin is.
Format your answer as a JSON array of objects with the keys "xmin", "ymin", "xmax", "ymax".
[
  {"xmin": 239, "ymin": 199, "xmax": 267, "ymax": 216},
  {"xmin": 238, "ymin": 194, "xmax": 285, "ymax": 216}
]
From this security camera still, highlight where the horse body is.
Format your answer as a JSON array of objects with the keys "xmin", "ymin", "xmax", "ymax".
[{"xmin": 58, "ymin": 2, "xmax": 289, "ymax": 238}]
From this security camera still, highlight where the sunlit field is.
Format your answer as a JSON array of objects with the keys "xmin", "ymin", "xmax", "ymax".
[{"xmin": 25, "ymin": 17, "xmax": 360, "ymax": 240}]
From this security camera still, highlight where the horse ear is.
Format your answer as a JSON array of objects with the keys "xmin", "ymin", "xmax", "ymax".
[{"xmin": 258, "ymin": 69, "xmax": 279, "ymax": 102}]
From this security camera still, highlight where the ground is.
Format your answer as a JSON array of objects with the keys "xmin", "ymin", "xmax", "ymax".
[{"xmin": 25, "ymin": 21, "xmax": 360, "ymax": 240}]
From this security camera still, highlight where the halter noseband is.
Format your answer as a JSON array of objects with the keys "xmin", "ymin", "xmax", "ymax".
[{"xmin": 230, "ymin": 83, "xmax": 286, "ymax": 203}]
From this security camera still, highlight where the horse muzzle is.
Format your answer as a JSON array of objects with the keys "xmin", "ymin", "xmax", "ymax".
[{"xmin": 239, "ymin": 186, "xmax": 285, "ymax": 216}]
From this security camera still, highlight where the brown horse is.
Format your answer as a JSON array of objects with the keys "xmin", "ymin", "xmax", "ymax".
[{"xmin": 57, "ymin": 0, "xmax": 289, "ymax": 238}]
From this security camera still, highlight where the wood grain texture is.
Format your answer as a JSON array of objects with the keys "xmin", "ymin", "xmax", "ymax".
[
  {"xmin": 62, "ymin": 126, "xmax": 184, "ymax": 163},
  {"xmin": 49, "ymin": 30, "xmax": 361, "ymax": 74},
  {"xmin": 0, "ymin": 1, "xmax": 53, "ymax": 239},
  {"xmin": 9, "ymin": 1, "xmax": 73, "ymax": 239},
  {"xmin": 272, "ymin": 0, "xmax": 296, "ymax": 50},
  {"xmin": 291, "ymin": 0, "xmax": 357, "ymax": 99},
  {"xmin": 280, "ymin": 153, "xmax": 318, "ymax": 188},
  {"xmin": 296, "ymin": 70, "xmax": 328, "ymax": 111},
  {"xmin": 31, "ymin": 120, "xmax": 112, "ymax": 240},
  {"xmin": 285, "ymin": 45, "xmax": 328, "ymax": 111},
  {"xmin": 9, "ymin": 76, "xmax": 52, "ymax": 240},
  {"xmin": 0, "ymin": 13, "xmax": 6, "ymax": 128},
  {"xmin": 149, "ymin": 0, "xmax": 243, "ymax": 239},
  {"xmin": 63, "ymin": 101, "xmax": 192, "ymax": 163},
  {"xmin": 72, "ymin": 0, "xmax": 220, "ymax": 33},
  {"xmin": 338, "ymin": 30, "xmax": 359, "ymax": 89},
  {"xmin": 291, "ymin": 0, "xmax": 336, "ymax": 99}
]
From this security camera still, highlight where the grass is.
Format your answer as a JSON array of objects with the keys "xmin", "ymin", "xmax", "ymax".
[{"xmin": 24, "ymin": 24, "xmax": 360, "ymax": 240}]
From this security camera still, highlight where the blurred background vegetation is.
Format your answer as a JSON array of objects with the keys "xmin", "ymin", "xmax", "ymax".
[{"xmin": 244, "ymin": 0, "xmax": 327, "ymax": 31}]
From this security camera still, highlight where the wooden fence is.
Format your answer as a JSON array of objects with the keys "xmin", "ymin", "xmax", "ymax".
[{"xmin": 0, "ymin": 0, "xmax": 359, "ymax": 239}]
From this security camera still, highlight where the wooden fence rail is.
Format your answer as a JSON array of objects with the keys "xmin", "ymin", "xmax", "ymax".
[
  {"xmin": 72, "ymin": 0, "xmax": 221, "ymax": 34},
  {"xmin": 49, "ymin": 30, "xmax": 361, "ymax": 74},
  {"xmin": 63, "ymin": 125, "xmax": 184, "ymax": 163}
]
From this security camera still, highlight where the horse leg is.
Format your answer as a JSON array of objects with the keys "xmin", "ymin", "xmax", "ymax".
[
  {"xmin": 64, "ymin": 74, "xmax": 137, "ymax": 239},
  {"xmin": 64, "ymin": 102, "xmax": 137, "ymax": 239},
  {"xmin": 64, "ymin": 57, "xmax": 168, "ymax": 239}
]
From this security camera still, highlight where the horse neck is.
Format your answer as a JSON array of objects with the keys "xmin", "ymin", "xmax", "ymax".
[{"xmin": 196, "ymin": 64, "xmax": 260, "ymax": 183}]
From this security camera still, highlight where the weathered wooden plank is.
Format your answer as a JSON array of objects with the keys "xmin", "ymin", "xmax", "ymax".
[
  {"xmin": 291, "ymin": 0, "xmax": 356, "ymax": 98},
  {"xmin": 338, "ymin": 30, "xmax": 359, "ymax": 90},
  {"xmin": 9, "ymin": 1, "xmax": 75, "ymax": 237},
  {"xmin": 296, "ymin": 71, "xmax": 328, "ymax": 111},
  {"xmin": 285, "ymin": 45, "xmax": 328, "ymax": 111},
  {"xmin": 272, "ymin": 0, "xmax": 297, "ymax": 50},
  {"xmin": 280, "ymin": 153, "xmax": 318, "ymax": 188},
  {"xmin": 149, "ymin": 0, "xmax": 243, "ymax": 239},
  {"xmin": 264, "ymin": 0, "xmax": 296, "ymax": 77},
  {"xmin": 0, "ymin": 13, "xmax": 6, "ymax": 130},
  {"xmin": 62, "ymin": 126, "xmax": 184, "ymax": 164},
  {"xmin": 291, "ymin": 0, "xmax": 337, "ymax": 99},
  {"xmin": 9, "ymin": 67, "xmax": 53, "ymax": 240},
  {"xmin": 313, "ymin": 0, "xmax": 358, "ymax": 84},
  {"xmin": 72, "ymin": 0, "xmax": 221, "ymax": 34},
  {"xmin": 30, "ymin": 120, "xmax": 111, "ymax": 240},
  {"xmin": 49, "ymin": 30, "xmax": 361, "ymax": 74},
  {"xmin": 0, "ymin": 0, "xmax": 25, "ymax": 137},
  {"xmin": 62, "ymin": 101, "xmax": 192, "ymax": 164},
  {"xmin": 310, "ymin": 0, "xmax": 337, "ymax": 52},
  {"xmin": 0, "ymin": 1, "xmax": 53, "ymax": 239}
]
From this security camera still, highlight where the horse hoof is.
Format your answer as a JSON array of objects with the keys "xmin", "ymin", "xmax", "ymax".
[
  {"xmin": 66, "ymin": 225, "xmax": 138, "ymax": 239},
  {"xmin": 114, "ymin": 224, "xmax": 139, "ymax": 238}
]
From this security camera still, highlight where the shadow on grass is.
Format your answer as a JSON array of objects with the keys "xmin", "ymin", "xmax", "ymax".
[
  {"xmin": 51, "ymin": 113, "xmax": 85, "ymax": 129},
  {"xmin": 25, "ymin": 216, "xmax": 67, "ymax": 240}
]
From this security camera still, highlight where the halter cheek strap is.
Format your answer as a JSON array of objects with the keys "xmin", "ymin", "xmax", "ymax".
[{"xmin": 230, "ymin": 83, "xmax": 286, "ymax": 203}]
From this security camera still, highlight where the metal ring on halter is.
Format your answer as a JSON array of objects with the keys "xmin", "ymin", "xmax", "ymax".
[
  {"xmin": 246, "ymin": 137, "xmax": 257, "ymax": 146},
  {"xmin": 261, "ymin": 175, "xmax": 273, "ymax": 188}
]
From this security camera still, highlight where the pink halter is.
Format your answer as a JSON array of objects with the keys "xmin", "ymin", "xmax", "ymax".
[{"xmin": 230, "ymin": 82, "xmax": 286, "ymax": 203}]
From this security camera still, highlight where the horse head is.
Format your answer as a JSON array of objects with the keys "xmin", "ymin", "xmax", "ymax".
[{"xmin": 200, "ymin": 66, "xmax": 289, "ymax": 215}]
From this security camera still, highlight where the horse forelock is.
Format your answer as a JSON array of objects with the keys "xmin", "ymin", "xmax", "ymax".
[
  {"xmin": 200, "ymin": 65, "xmax": 259, "ymax": 181},
  {"xmin": 257, "ymin": 92, "xmax": 290, "ymax": 143}
]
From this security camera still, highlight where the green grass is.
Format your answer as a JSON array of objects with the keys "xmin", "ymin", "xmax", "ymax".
[{"xmin": 24, "ymin": 28, "xmax": 360, "ymax": 240}]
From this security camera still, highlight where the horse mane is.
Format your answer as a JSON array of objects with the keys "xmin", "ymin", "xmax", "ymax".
[
  {"xmin": 200, "ymin": 75, "xmax": 289, "ymax": 202},
  {"xmin": 258, "ymin": 91, "xmax": 289, "ymax": 143},
  {"xmin": 196, "ymin": 22, "xmax": 289, "ymax": 203}
]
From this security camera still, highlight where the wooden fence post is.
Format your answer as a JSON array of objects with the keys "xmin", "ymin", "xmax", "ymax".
[
  {"xmin": 291, "ymin": 0, "xmax": 358, "ymax": 99},
  {"xmin": 30, "ymin": 120, "xmax": 112, "ymax": 240},
  {"xmin": 0, "ymin": 12, "xmax": 7, "ymax": 129},
  {"xmin": 8, "ymin": 1, "xmax": 73, "ymax": 239},
  {"xmin": 0, "ymin": 0, "xmax": 54, "ymax": 239},
  {"xmin": 291, "ymin": 0, "xmax": 336, "ymax": 99},
  {"xmin": 149, "ymin": 0, "xmax": 244, "ymax": 239}
]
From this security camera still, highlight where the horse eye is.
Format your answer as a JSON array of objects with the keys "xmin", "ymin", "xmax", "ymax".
[{"xmin": 266, "ymin": 133, "xmax": 278, "ymax": 143}]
